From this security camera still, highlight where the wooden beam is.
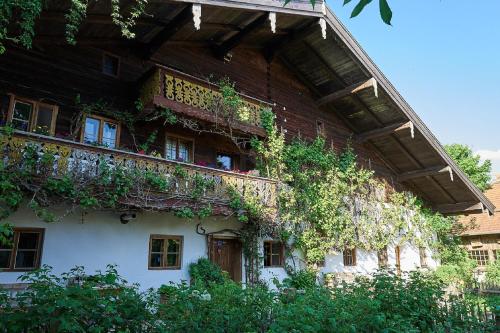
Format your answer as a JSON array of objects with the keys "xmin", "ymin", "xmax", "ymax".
[
  {"xmin": 397, "ymin": 166, "xmax": 451, "ymax": 182},
  {"xmin": 355, "ymin": 121, "xmax": 413, "ymax": 142},
  {"xmin": 142, "ymin": 5, "xmax": 193, "ymax": 59},
  {"xmin": 437, "ymin": 202, "xmax": 484, "ymax": 215},
  {"xmin": 316, "ymin": 78, "xmax": 377, "ymax": 106},
  {"xmin": 214, "ymin": 13, "xmax": 268, "ymax": 59}
]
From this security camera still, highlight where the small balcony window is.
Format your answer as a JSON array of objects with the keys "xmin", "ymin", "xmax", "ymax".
[
  {"xmin": 7, "ymin": 95, "xmax": 58, "ymax": 135},
  {"xmin": 102, "ymin": 53, "xmax": 120, "ymax": 77},
  {"xmin": 216, "ymin": 153, "xmax": 233, "ymax": 171},
  {"xmin": 81, "ymin": 115, "xmax": 120, "ymax": 148},
  {"xmin": 165, "ymin": 134, "xmax": 194, "ymax": 163}
]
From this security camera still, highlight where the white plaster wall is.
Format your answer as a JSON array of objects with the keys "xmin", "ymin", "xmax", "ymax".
[
  {"xmin": 1, "ymin": 207, "xmax": 439, "ymax": 289},
  {"xmin": 0, "ymin": 207, "xmax": 244, "ymax": 290}
]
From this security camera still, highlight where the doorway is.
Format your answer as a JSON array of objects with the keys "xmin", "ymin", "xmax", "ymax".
[{"xmin": 208, "ymin": 237, "xmax": 242, "ymax": 282}]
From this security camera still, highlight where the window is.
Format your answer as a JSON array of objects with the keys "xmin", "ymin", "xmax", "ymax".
[
  {"xmin": 0, "ymin": 228, "xmax": 44, "ymax": 271},
  {"xmin": 377, "ymin": 247, "xmax": 388, "ymax": 268},
  {"xmin": 469, "ymin": 250, "xmax": 489, "ymax": 266},
  {"xmin": 264, "ymin": 241, "xmax": 284, "ymax": 267},
  {"xmin": 343, "ymin": 248, "xmax": 356, "ymax": 266},
  {"xmin": 7, "ymin": 95, "xmax": 58, "ymax": 135},
  {"xmin": 81, "ymin": 115, "xmax": 120, "ymax": 148},
  {"xmin": 102, "ymin": 53, "xmax": 120, "ymax": 77},
  {"xmin": 216, "ymin": 153, "xmax": 233, "ymax": 171},
  {"xmin": 148, "ymin": 235, "xmax": 183, "ymax": 269},
  {"xmin": 165, "ymin": 134, "xmax": 194, "ymax": 162},
  {"xmin": 419, "ymin": 247, "xmax": 428, "ymax": 268}
]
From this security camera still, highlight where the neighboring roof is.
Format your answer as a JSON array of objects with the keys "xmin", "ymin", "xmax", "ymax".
[
  {"xmin": 460, "ymin": 175, "xmax": 500, "ymax": 236},
  {"xmin": 32, "ymin": 0, "xmax": 495, "ymax": 215}
]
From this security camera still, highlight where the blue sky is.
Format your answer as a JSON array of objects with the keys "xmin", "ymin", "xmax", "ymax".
[{"xmin": 327, "ymin": 0, "xmax": 500, "ymax": 176}]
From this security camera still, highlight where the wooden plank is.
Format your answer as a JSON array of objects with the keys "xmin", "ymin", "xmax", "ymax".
[
  {"xmin": 397, "ymin": 165, "xmax": 451, "ymax": 182},
  {"xmin": 355, "ymin": 121, "xmax": 413, "ymax": 142},
  {"xmin": 142, "ymin": 5, "xmax": 193, "ymax": 59},
  {"xmin": 437, "ymin": 202, "xmax": 484, "ymax": 215},
  {"xmin": 316, "ymin": 78, "xmax": 377, "ymax": 106}
]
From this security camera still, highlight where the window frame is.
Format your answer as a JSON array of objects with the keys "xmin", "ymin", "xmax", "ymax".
[
  {"xmin": 148, "ymin": 235, "xmax": 183, "ymax": 270},
  {"xmin": 263, "ymin": 240, "xmax": 284, "ymax": 268},
  {"xmin": 0, "ymin": 228, "xmax": 44, "ymax": 272},
  {"xmin": 164, "ymin": 133, "xmax": 195, "ymax": 163},
  {"xmin": 469, "ymin": 249, "xmax": 489, "ymax": 267},
  {"xmin": 80, "ymin": 114, "xmax": 121, "ymax": 148},
  {"xmin": 343, "ymin": 248, "xmax": 357, "ymax": 267},
  {"xmin": 7, "ymin": 94, "xmax": 58, "ymax": 135},
  {"xmin": 102, "ymin": 52, "xmax": 121, "ymax": 78}
]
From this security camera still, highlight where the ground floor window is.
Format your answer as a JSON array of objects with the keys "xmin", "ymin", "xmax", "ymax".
[
  {"xmin": 0, "ymin": 228, "xmax": 44, "ymax": 271},
  {"xmin": 377, "ymin": 247, "xmax": 388, "ymax": 268},
  {"xmin": 263, "ymin": 241, "xmax": 284, "ymax": 267},
  {"xmin": 148, "ymin": 235, "xmax": 183, "ymax": 269},
  {"xmin": 469, "ymin": 250, "xmax": 489, "ymax": 266},
  {"xmin": 343, "ymin": 248, "xmax": 356, "ymax": 266}
]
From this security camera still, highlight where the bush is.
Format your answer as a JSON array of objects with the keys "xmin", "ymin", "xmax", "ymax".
[
  {"xmin": 0, "ymin": 267, "xmax": 495, "ymax": 332},
  {"xmin": 188, "ymin": 257, "xmax": 228, "ymax": 287},
  {"xmin": 281, "ymin": 268, "xmax": 317, "ymax": 290},
  {"xmin": 486, "ymin": 260, "xmax": 500, "ymax": 285},
  {"xmin": 0, "ymin": 265, "xmax": 157, "ymax": 333}
]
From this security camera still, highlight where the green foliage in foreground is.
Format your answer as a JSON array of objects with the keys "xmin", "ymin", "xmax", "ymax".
[{"xmin": 0, "ymin": 266, "xmax": 495, "ymax": 332}]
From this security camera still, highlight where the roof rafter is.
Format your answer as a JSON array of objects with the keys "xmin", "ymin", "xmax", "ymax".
[
  {"xmin": 437, "ymin": 202, "xmax": 484, "ymax": 215},
  {"xmin": 355, "ymin": 121, "xmax": 413, "ymax": 143},
  {"xmin": 316, "ymin": 78, "xmax": 377, "ymax": 106},
  {"xmin": 397, "ymin": 165, "xmax": 452, "ymax": 182}
]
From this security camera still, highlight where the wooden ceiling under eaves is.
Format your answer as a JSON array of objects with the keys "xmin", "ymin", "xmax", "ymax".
[{"xmin": 32, "ymin": 0, "xmax": 494, "ymax": 215}]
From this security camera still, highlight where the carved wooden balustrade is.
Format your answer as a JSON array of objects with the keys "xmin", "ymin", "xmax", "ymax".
[
  {"xmin": 0, "ymin": 132, "xmax": 278, "ymax": 211},
  {"xmin": 140, "ymin": 65, "xmax": 272, "ymax": 136}
]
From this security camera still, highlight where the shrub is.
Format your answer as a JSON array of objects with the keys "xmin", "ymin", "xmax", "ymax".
[
  {"xmin": 188, "ymin": 257, "xmax": 228, "ymax": 287},
  {"xmin": 281, "ymin": 268, "xmax": 317, "ymax": 290},
  {"xmin": 0, "ymin": 267, "xmax": 495, "ymax": 332},
  {"xmin": 486, "ymin": 260, "xmax": 500, "ymax": 285}
]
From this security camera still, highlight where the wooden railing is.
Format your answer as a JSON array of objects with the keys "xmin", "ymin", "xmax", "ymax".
[
  {"xmin": 0, "ymin": 132, "xmax": 278, "ymax": 210},
  {"xmin": 140, "ymin": 65, "xmax": 272, "ymax": 134}
]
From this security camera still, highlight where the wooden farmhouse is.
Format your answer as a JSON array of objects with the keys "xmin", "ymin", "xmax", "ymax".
[
  {"xmin": 0, "ymin": 0, "xmax": 494, "ymax": 289},
  {"xmin": 460, "ymin": 175, "xmax": 500, "ymax": 278}
]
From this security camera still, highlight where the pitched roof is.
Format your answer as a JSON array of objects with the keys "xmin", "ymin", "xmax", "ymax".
[{"xmin": 460, "ymin": 175, "xmax": 500, "ymax": 236}]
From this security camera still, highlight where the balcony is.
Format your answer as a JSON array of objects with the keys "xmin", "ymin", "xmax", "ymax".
[
  {"xmin": 140, "ymin": 65, "xmax": 272, "ymax": 137},
  {"xmin": 0, "ymin": 131, "xmax": 278, "ymax": 212}
]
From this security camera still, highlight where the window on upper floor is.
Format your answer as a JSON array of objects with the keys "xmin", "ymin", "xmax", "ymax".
[
  {"xmin": 165, "ymin": 134, "xmax": 194, "ymax": 163},
  {"xmin": 216, "ymin": 153, "xmax": 234, "ymax": 171},
  {"xmin": 264, "ymin": 241, "xmax": 284, "ymax": 267},
  {"xmin": 0, "ymin": 228, "xmax": 44, "ymax": 271},
  {"xmin": 82, "ymin": 115, "xmax": 120, "ymax": 148},
  {"xmin": 7, "ymin": 95, "xmax": 58, "ymax": 135},
  {"xmin": 102, "ymin": 52, "xmax": 120, "ymax": 77},
  {"xmin": 469, "ymin": 250, "xmax": 489, "ymax": 266},
  {"xmin": 148, "ymin": 235, "xmax": 183, "ymax": 270},
  {"xmin": 343, "ymin": 248, "xmax": 356, "ymax": 266}
]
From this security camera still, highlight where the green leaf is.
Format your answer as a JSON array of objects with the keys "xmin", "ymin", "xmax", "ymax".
[
  {"xmin": 343, "ymin": 0, "xmax": 353, "ymax": 5},
  {"xmin": 379, "ymin": 0, "xmax": 393, "ymax": 25},
  {"xmin": 350, "ymin": 0, "xmax": 373, "ymax": 18}
]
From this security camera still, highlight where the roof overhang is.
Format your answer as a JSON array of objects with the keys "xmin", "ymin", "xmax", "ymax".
[{"xmin": 31, "ymin": 0, "xmax": 495, "ymax": 215}]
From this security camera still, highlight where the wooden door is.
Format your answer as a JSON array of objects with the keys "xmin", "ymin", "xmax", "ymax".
[{"xmin": 209, "ymin": 237, "xmax": 242, "ymax": 282}]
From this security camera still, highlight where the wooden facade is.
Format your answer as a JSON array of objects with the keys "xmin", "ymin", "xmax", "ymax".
[{"xmin": 0, "ymin": 0, "xmax": 494, "ymax": 215}]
